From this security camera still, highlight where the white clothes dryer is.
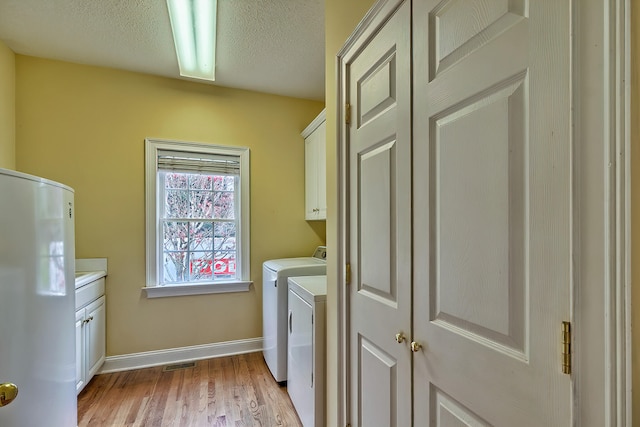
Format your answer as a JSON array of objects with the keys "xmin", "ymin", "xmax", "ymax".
[{"xmin": 262, "ymin": 246, "xmax": 326, "ymax": 383}]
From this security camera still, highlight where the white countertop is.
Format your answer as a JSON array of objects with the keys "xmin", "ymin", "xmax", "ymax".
[{"xmin": 75, "ymin": 270, "xmax": 107, "ymax": 288}]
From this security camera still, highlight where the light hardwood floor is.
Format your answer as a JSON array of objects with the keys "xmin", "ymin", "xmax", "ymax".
[{"xmin": 77, "ymin": 352, "xmax": 302, "ymax": 426}]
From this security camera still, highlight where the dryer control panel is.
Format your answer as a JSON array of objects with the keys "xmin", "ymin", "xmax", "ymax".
[{"xmin": 312, "ymin": 246, "xmax": 327, "ymax": 260}]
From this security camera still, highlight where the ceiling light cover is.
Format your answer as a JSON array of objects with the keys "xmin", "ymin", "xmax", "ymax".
[{"xmin": 166, "ymin": 0, "xmax": 217, "ymax": 81}]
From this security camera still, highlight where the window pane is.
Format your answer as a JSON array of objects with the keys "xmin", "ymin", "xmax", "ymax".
[
  {"xmin": 163, "ymin": 251, "xmax": 188, "ymax": 283},
  {"xmin": 214, "ymin": 222, "xmax": 235, "ymax": 242},
  {"xmin": 189, "ymin": 174, "xmax": 212, "ymax": 190},
  {"xmin": 213, "ymin": 176, "xmax": 235, "ymax": 191},
  {"xmin": 190, "ymin": 191, "xmax": 214, "ymax": 218},
  {"xmin": 214, "ymin": 251, "xmax": 236, "ymax": 279},
  {"xmin": 163, "ymin": 222, "xmax": 188, "ymax": 252},
  {"xmin": 189, "ymin": 221, "xmax": 213, "ymax": 251},
  {"xmin": 190, "ymin": 252, "xmax": 214, "ymax": 281},
  {"xmin": 165, "ymin": 173, "xmax": 187, "ymax": 189},
  {"xmin": 213, "ymin": 222, "xmax": 236, "ymax": 239},
  {"xmin": 165, "ymin": 190, "xmax": 189, "ymax": 218},
  {"xmin": 214, "ymin": 191, "xmax": 234, "ymax": 219}
]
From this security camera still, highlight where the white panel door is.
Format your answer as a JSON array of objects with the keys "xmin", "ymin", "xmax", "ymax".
[
  {"xmin": 347, "ymin": 1, "xmax": 412, "ymax": 426},
  {"xmin": 412, "ymin": 0, "xmax": 572, "ymax": 425}
]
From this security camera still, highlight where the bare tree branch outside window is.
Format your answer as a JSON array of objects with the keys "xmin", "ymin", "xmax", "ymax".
[{"xmin": 161, "ymin": 172, "xmax": 237, "ymax": 284}]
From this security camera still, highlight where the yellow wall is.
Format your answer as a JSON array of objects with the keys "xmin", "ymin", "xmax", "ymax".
[
  {"xmin": 0, "ymin": 40, "xmax": 15, "ymax": 169},
  {"xmin": 631, "ymin": 0, "xmax": 639, "ymax": 423},
  {"xmin": 15, "ymin": 55, "xmax": 325, "ymax": 356},
  {"xmin": 325, "ymin": 0, "xmax": 375, "ymax": 425}
]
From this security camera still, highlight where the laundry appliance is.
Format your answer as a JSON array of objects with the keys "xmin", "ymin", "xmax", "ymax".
[{"xmin": 262, "ymin": 246, "xmax": 326, "ymax": 382}]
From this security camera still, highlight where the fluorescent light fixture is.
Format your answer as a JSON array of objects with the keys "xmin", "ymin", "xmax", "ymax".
[{"xmin": 166, "ymin": 0, "xmax": 217, "ymax": 81}]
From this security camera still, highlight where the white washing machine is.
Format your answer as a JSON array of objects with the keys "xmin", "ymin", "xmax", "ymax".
[{"xmin": 262, "ymin": 246, "xmax": 326, "ymax": 382}]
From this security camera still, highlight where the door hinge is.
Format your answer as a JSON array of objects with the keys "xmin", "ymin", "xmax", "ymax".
[
  {"xmin": 345, "ymin": 263, "xmax": 351, "ymax": 285},
  {"xmin": 562, "ymin": 321, "xmax": 571, "ymax": 375},
  {"xmin": 345, "ymin": 103, "xmax": 351, "ymax": 125}
]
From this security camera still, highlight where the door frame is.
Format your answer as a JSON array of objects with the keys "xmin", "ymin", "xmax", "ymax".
[{"xmin": 335, "ymin": 0, "xmax": 632, "ymax": 426}]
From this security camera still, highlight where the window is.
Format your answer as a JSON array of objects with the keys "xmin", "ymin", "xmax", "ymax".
[{"xmin": 144, "ymin": 138, "xmax": 250, "ymax": 298}]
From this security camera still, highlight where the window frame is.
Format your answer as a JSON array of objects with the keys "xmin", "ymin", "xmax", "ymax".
[{"xmin": 143, "ymin": 138, "xmax": 251, "ymax": 298}]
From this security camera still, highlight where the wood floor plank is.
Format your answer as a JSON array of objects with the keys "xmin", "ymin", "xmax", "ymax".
[{"xmin": 78, "ymin": 352, "xmax": 302, "ymax": 427}]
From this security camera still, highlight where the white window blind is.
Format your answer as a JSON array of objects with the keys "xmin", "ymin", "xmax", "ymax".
[{"xmin": 157, "ymin": 150, "xmax": 241, "ymax": 175}]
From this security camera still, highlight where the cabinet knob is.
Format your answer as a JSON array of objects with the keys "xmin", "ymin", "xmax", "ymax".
[
  {"xmin": 395, "ymin": 332, "xmax": 406, "ymax": 344},
  {"xmin": 410, "ymin": 341, "xmax": 422, "ymax": 352}
]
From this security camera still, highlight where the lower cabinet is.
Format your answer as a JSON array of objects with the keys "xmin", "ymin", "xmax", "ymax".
[{"xmin": 75, "ymin": 279, "xmax": 106, "ymax": 394}]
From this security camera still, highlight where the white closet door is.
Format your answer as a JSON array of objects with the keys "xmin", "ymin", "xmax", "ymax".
[
  {"xmin": 412, "ymin": 0, "xmax": 573, "ymax": 425},
  {"xmin": 347, "ymin": 1, "xmax": 412, "ymax": 426}
]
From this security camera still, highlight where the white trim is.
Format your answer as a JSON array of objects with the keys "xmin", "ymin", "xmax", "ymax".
[
  {"xmin": 144, "ymin": 138, "xmax": 251, "ymax": 292},
  {"xmin": 99, "ymin": 338, "xmax": 263, "ymax": 374},
  {"xmin": 301, "ymin": 108, "xmax": 327, "ymax": 139},
  {"xmin": 614, "ymin": 0, "xmax": 632, "ymax": 423},
  {"xmin": 142, "ymin": 280, "xmax": 252, "ymax": 298},
  {"xmin": 573, "ymin": 0, "xmax": 631, "ymax": 425}
]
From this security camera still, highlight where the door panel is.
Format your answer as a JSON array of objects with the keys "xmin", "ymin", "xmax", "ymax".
[
  {"xmin": 429, "ymin": 0, "xmax": 527, "ymax": 80},
  {"xmin": 432, "ymin": 385, "xmax": 491, "ymax": 427},
  {"xmin": 360, "ymin": 139, "xmax": 396, "ymax": 302},
  {"xmin": 431, "ymin": 76, "xmax": 527, "ymax": 354},
  {"xmin": 413, "ymin": 0, "xmax": 571, "ymax": 425},
  {"xmin": 359, "ymin": 337, "xmax": 398, "ymax": 427},
  {"xmin": 348, "ymin": 2, "xmax": 412, "ymax": 426}
]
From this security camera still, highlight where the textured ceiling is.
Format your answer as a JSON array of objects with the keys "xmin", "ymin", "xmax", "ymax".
[{"xmin": 0, "ymin": 0, "xmax": 325, "ymax": 101}]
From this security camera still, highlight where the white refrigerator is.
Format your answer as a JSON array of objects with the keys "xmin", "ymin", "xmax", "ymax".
[{"xmin": 0, "ymin": 168, "xmax": 77, "ymax": 426}]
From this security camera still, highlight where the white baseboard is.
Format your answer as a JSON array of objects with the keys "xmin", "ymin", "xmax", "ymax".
[{"xmin": 99, "ymin": 337, "xmax": 263, "ymax": 374}]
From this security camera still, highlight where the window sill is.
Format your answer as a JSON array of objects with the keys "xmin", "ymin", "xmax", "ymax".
[{"xmin": 142, "ymin": 281, "xmax": 253, "ymax": 298}]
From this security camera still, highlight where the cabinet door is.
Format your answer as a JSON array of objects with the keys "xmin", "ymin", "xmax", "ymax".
[
  {"xmin": 75, "ymin": 309, "xmax": 86, "ymax": 394},
  {"xmin": 85, "ymin": 296, "xmax": 106, "ymax": 379},
  {"xmin": 304, "ymin": 119, "xmax": 327, "ymax": 221},
  {"xmin": 315, "ymin": 121, "xmax": 327, "ymax": 219},
  {"xmin": 305, "ymin": 133, "xmax": 319, "ymax": 220}
]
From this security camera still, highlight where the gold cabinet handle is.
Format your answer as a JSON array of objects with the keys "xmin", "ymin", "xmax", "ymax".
[
  {"xmin": 0, "ymin": 383, "xmax": 18, "ymax": 407},
  {"xmin": 410, "ymin": 341, "xmax": 422, "ymax": 352},
  {"xmin": 395, "ymin": 332, "xmax": 406, "ymax": 344}
]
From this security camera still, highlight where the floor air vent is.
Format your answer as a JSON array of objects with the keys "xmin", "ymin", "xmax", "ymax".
[{"xmin": 163, "ymin": 361, "xmax": 196, "ymax": 372}]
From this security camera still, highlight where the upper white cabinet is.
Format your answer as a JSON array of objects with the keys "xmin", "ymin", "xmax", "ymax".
[{"xmin": 302, "ymin": 109, "xmax": 326, "ymax": 220}]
